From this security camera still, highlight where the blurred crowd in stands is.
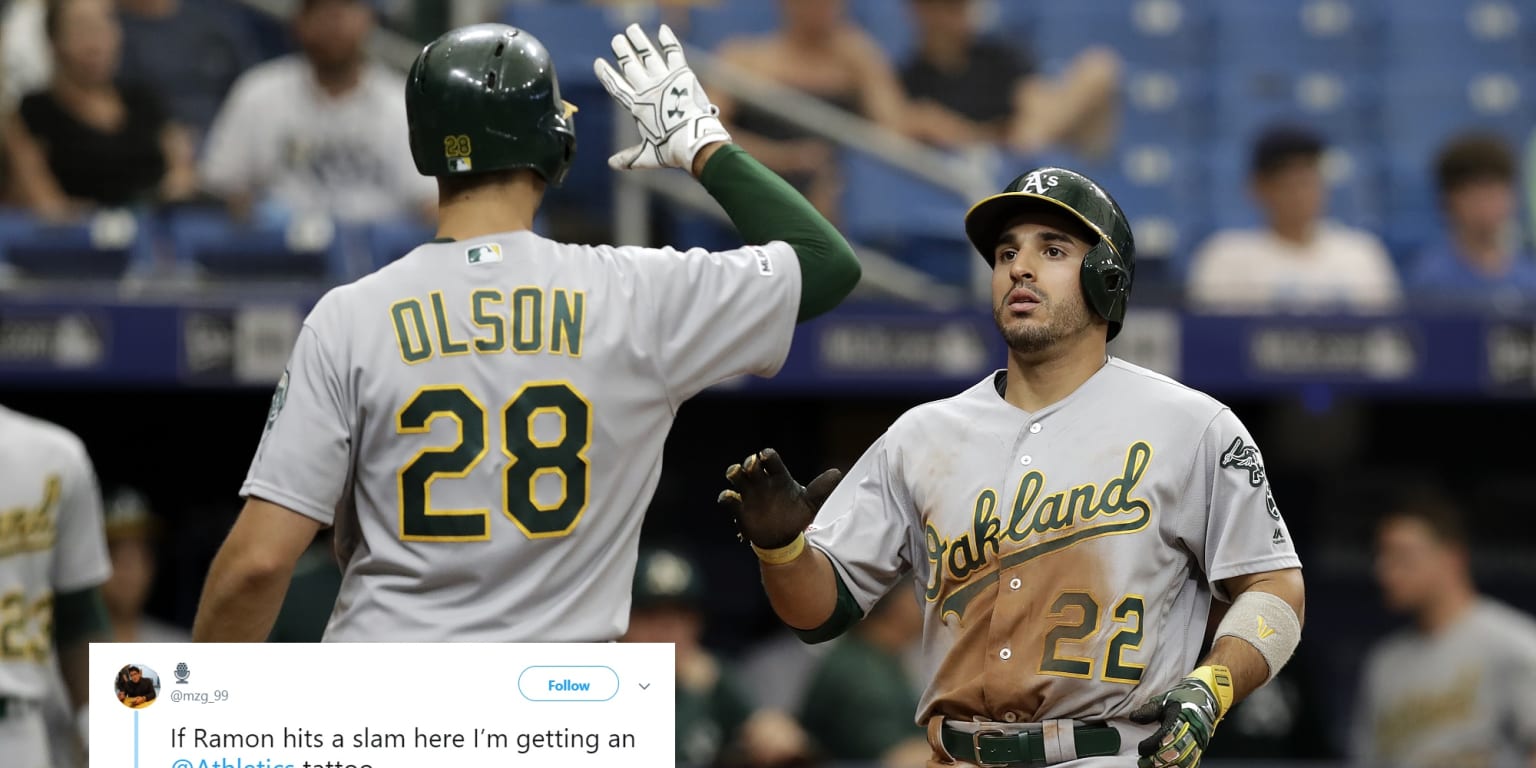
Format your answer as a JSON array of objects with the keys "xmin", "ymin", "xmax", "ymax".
[{"xmin": 0, "ymin": 0, "xmax": 1526, "ymax": 311}]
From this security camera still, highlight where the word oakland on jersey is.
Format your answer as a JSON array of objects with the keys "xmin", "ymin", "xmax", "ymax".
[
  {"xmin": 0, "ymin": 405, "xmax": 110, "ymax": 700},
  {"xmin": 244, "ymin": 231, "xmax": 801, "ymax": 641},
  {"xmin": 805, "ymin": 359, "xmax": 1301, "ymax": 738}
]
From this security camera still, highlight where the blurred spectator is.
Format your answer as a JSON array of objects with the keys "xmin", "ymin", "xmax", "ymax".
[
  {"xmin": 1406, "ymin": 133, "xmax": 1536, "ymax": 311},
  {"xmin": 622, "ymin": 547, "xmax": 810, "ymax": 767},
  {"xmin": 1352, "ymin": 491, "xmax": 1536, "ymax": 768},
  {"xmin": 198, "ymin": 0, "xmax": 434, "ymax": 225},
  {"xmin": 1, "ymin": 0, "xmax": 50, "ymax": 108},
  {"xmin": 266, "ymin": 530, "xmax": 342, "ymax": 642},
  {"xmin": 1, "ymin": 0, "xmax": 198, "ymax": 219},
  {"xmin": 711, "ymin": 0, "xmax": 907, "ymax": 220},
  {"xmin": 900, "ymin": 0, "xmax": 1119, "ymax": 157},
  {"xmin": 1186, "ymin": 124, "xmax": 1401, "ymax": 314},
  {"xmin": 101, "ymin": 487, "xmax": 188, "ymax": 642},
  {"xmin": 798, "ymin": 585, "xmax": 928, "ymax": 768},
  {"xmin": 116, "ymin": 0, "xmax": 260, "ymax": 144}
]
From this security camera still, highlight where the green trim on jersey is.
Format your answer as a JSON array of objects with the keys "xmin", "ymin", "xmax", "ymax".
[
  {"xmin": 54, "ymin": 586, "xmax": 110, "ymax": 647},
  {"xmin": 793, "ymin": 569, "xmax": 865, "ymax": 644},
  {"xmin": 699, "ymin": 144, "xmax": 861, "ymax": 322}
]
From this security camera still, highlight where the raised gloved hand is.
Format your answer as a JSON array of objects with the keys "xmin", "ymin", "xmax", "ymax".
[
  {"xmin": 593, "ymin": 23, "xmax": 731, "ymax": 172},
  {"xmin": 1128, "ymin": 666, "xmax": 1233, "ymax": 768},
  {"xmin": 718, "ymin": 449, "xmax": 841, "ymax": 553}
]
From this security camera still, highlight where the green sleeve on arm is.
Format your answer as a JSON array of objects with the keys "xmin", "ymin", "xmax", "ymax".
[
  {"xmin": 54, "ymin": 586, "xmax": 111, "ymax": 647},
  {"xmin": 698, "ymin": 143, "xmax": 862, "ymax": 321},
  {"xmin": 792, "ymin": 568, "xmax": 865, "ymax": 645}
]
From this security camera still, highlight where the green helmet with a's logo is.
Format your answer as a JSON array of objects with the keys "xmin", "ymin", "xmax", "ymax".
[
  {"xmin": 964, "ymin": 167, "xmax": 1136, "ymax": 340},
  {"xmin": 406, "ymin": 24, "xmax": 577, "ymax": 185}
]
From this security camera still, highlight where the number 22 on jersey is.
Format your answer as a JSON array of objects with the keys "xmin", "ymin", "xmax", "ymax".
[{"xmin": 394, "ymin": 381, "xmax": 591, "ymax": 542}]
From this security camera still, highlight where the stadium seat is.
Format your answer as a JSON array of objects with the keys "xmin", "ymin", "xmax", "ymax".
[
  {"xmin": 684, "ymin": 0, "xmax": 781, "ymax": 52},
  {"xmin": 1106, "ymin": 143, "xmax": 1206, "ymax": 265},
  {"xmin": 499, "ymin": 2, "xmax": 660, "ymax": 88},
  {"xmin": 1211, "ymin": 0, "xmax": 1377, "ymax": 71},
  {"xmin": 1122, "ymin": 67, "xmax": 1210, "ymax": 145},
  {"xmin": 1029, "ymin": 0, "xmax": 1212, "ymax": 70},
  {"xmin": 0, "ymin": 208, "xmax": 153, "ymax": 281},
  {"xmin": 1381, "ymin": 0, "xmax": 1535, "ymax": 72},
  {"xmin": 1379, "ymin": 70, "xmax": 1535, "ymax": 161},
  {"xmin": 1212, "ymin": 68, "xmax": 1376, "ymax": 147},
  {"xmin": 838, "ymin": 149, "xmax": 975, "ymax": 286},
  {"xmin": 167, "ymin": 208, "xmax": 346, "ymax": 281}
]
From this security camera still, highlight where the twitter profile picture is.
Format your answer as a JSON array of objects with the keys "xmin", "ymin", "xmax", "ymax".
[{"xmin": 115, "ymin": 664, "xmax": 160, "ymax": 709}]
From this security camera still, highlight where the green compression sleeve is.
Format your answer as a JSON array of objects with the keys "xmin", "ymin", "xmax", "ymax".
[
  {"xmin": 54, "ymin": 586, "xmax": 110, "ymax": 647},
  {"xmin": 792, "ymin": 568, "xmax": 865, "ymax": 644},
  {"xmin": 698, "ymin": 143, "xmax": 861, "ymax": 321}
]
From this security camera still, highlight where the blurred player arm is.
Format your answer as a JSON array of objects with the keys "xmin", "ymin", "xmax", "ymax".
[{"xmin": 193, "ymin": 497, "xmax": 322, "ymax": 641}]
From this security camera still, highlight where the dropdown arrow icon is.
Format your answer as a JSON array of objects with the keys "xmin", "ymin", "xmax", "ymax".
[{"xmin": 639, "ymin": 683, "xmax": 650, "ymax": 690}]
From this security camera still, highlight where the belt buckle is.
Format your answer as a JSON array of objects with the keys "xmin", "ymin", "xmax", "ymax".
[{"xmin": 971, "ymin": 728, "xmax": 1010, "ymax": 768}]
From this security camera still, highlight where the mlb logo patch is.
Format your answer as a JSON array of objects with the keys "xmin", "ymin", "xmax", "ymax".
[
  {"xmin": 449, "ymin": 157, "xmax": 472, "ymax": 172},
  {"xmin": 466, "ymin": 243, "xmax": 503, "ymax": 265},
  {"xmin": 751, "ymin": 246, "xmax": 773, "ymax": 276}
]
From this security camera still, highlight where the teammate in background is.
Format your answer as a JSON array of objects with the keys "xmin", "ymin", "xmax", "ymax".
[
  {"xmin": 192, "ymin": 24, "xmax": 860, "ymax": 643},
  {"xmin": 1352, "ymin": 491, "xmax": 1536, "ymax": 768},
  {"xmin": 720, "ymin": 168, "xmax": 1305, "ymax": 767},
  {"xmin": 622, "ymin": 547, "xmax": 810, "ymax": 767},
  {"xmin": 101, "ymin": 487, "xmax": 188, "ymax": 643},
  {"xmin": 0, "ymin": 404, "xmax": 112, "ymax": 768}
]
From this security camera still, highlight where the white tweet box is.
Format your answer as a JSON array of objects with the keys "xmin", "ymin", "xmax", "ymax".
[{"xmin": 90, "ymin": 643, "xmax": 675, "ymax": 768}]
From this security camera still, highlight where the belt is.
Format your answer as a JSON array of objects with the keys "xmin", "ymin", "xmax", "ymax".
[{"xmin": 941, "ymin": 722, "xmax": 1121, "ymax": 767}]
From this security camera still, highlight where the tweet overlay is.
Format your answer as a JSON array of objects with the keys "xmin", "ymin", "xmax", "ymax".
[{"xmin": 90, "ymin": 643, "xmax": 675, "ymax": 768}]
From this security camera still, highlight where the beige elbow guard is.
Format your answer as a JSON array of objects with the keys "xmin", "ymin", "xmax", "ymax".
[{"xmin": 1214, "ymin": 590, "xmax": 1301, "ymax": 683}]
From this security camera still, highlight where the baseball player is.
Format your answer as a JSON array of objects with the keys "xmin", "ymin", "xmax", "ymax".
[
  {"xmin": 191, "ymin": 23, "xmax": 860, "ymax": 642},
  {"xmin": 720, "ymin": 168, "xmax": 1306, "ymax": 767},
  {"xmin": 1352, "ymin": 491, "xmax": 1536, "ymax": 768},
  {"xmin": 0, "ymin": 404, "xmax": 112, "ymax": 768}
]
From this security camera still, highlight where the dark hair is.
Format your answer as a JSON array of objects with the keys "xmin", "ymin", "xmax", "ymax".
[
  {"xmin": 1435, "ymin": 132, "xmax": 1515, "ymax": 196},
  {"xmin": 44, "ymin": 0, "xmax": 82, "ymax": 42},
  {"xmin": 126, "ymin": 665, "xmax": 141, "ymax": 674},
  {"xmin": 1250, "ymin": 124, "xmax": 1326, "ymax": 177},
  {"xmin": 1380, "ymin": 489, "xmax": 1468, "ymax": 548}
]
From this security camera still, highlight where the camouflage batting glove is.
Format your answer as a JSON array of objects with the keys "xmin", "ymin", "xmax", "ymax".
[
  {"xmin": 593, "ymin": 23, "xmax": 731, "ymax": 172},
  {"xmin": 718, "ymin": 448, "xmax": 841, "ymax": 553},
  {"xmin": 1128, "ymin": 665, "xmax": 1234, "ymax": 768}
]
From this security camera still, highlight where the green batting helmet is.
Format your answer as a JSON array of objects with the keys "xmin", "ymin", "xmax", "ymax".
[
  {"xmin": 632, "ymin": 548, "xmax": 703, "ymax": 610},
  {"xmin": 964, "ymin": 167, "xmax": 1136, "ymax": 340},
  {"xmin": 406, "ymin": 24, "xmax": 577, "ymax": 185}
]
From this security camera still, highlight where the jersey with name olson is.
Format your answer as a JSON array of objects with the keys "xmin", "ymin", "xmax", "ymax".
[{"xmin": 243, "ymin": 231, "xmax": 801, "ymax": 641}]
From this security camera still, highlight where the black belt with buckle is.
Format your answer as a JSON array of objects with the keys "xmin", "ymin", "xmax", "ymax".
[{"xmin": 941, "ymin": 722, "xmax": 1121, "ymax": 766}]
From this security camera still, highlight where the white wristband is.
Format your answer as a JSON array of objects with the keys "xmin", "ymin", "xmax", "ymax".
[{"xmin": 1214, "ymin": 589, "xmax": 1300, "ymax": 683}]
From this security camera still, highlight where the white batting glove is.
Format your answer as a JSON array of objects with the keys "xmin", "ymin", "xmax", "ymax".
[{"xmin": 594, "ymin": 23, "xmax": 731, "ymax": 171}]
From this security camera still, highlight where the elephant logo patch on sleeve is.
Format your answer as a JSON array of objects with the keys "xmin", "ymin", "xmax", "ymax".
[{"xmin": 1220, "ymin": 436, "xmax": 1266, "ymax": 487}]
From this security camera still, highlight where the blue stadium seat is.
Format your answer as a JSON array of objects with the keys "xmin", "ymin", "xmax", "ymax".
[
  {"xmin": 1379, "ymin": 70, "xmax": 1535, "ymax": 161},
  {"xmin": 838, "ymin": 149, "xmax": 974, "ymax": 286},
  {"xmin": 850, "ymin": 0, "xmax": 916, "ymax": 63},
  {"xmin": 1202, "ymin": 141, "xmax": 1384, "ymax": 243},
  {"xmin": 499, "ymin": 2, "xmax": 660, "ymax": 88},
  {"xmin": 0, "ymin": 209, "xmax": 153, "ymax": 280},
  {"xmin": 365, "ymin": 220, "xmax": 437, "ymax": 272},
  {"xmin": 167, "ymin": 208, "xmax": 345, "ymax": 281},
  {"xmin": 1029, "ymin": 0, "xmax": 1212, "ymax": 70},
  {"xmin": 685, "ymin": 0, "xmax": 780, "ymax": 52},
  {"xmin": 1213, "ymin": 68, "xmax": 1375, "ymax": 147},
  {"xmin": 1212, "ymin": 0, "xmax": 1377, "ymax": 71},
  {"xmin": 1381, "ymin": 0, "xmax": 1535, "ymax": 72},
  {"xmin": 1122, "ymin": 67, "xmax": 1210, "ymax": 144},
  {"xmin": 1106, "ymin": 143, "xmax": 1206, "ymax": 265}
]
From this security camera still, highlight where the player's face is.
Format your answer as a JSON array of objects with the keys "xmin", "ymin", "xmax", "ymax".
[
  {"xmin": 1444, "ymin": 178, "xmax": 1514, "ymax": 236},
  {"xmin": 51, "ymin": 0, "xmax": 121, "ymax": 87},
  {"xmin": 1253, "ymin": 158, "xmax": 1326, "ymax": 231},
  {"xmin": 1374, "ymin": 517, "xmax": 1459, "ymax": 613},
  {"xmin": 990, "ymin": 213, "xmax": 1098, "ymax": 355}
]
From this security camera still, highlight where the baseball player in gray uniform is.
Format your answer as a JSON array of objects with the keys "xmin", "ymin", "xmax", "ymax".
[
  {"xmin": 191, "ymin": 23, "xmax": 860, "ymax": 642},
  {"xmin": 1354, "ymin": 493, "xmax": 1536, "ymax": 768},
  {"xmin": 720, "ymin": 168, "xmax": 1307, "ymax": 767},
  {"xmin": 0, "ymin": 404, "xmax": 112, "ymax": 768}
]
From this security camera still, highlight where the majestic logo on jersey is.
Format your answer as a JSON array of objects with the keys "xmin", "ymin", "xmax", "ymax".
[
  {"xmin": 925, "ymin": 441, "xmax": 1154, "ymax": 621},
  {"xmin": 1018, "ymin": 171, "xmax": 1061, "ymax": 195},
  {"xmin": 265, "ymin": 369, "xmax": 289, "ymax": 433},
  {"xmin": 466, "ymin": 243, "xmax": 503, "ymax": 265},
  {"xmin": 0, "ymin": 474, "xmax": 60, "ymax": 557},
  {"xmin": 1220, "ymin": 436, "xmax": 1265, "ymax": 487}
]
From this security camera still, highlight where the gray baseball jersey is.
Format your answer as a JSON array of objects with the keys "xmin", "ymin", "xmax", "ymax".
[
  {"xmin": 806, "ymin": 359, "xmax": 1301, "ymax": 753},
  {"xmin": 243, "ymin": 231, "xmax": 801, "ymax": 642},
  {"xmin": 1353, "ymin": 599, "xmax": 1536, "ymax": 768},
  {"xmin": 0, "ymin": 405, "xmax": 111, "ymax": 701}
]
